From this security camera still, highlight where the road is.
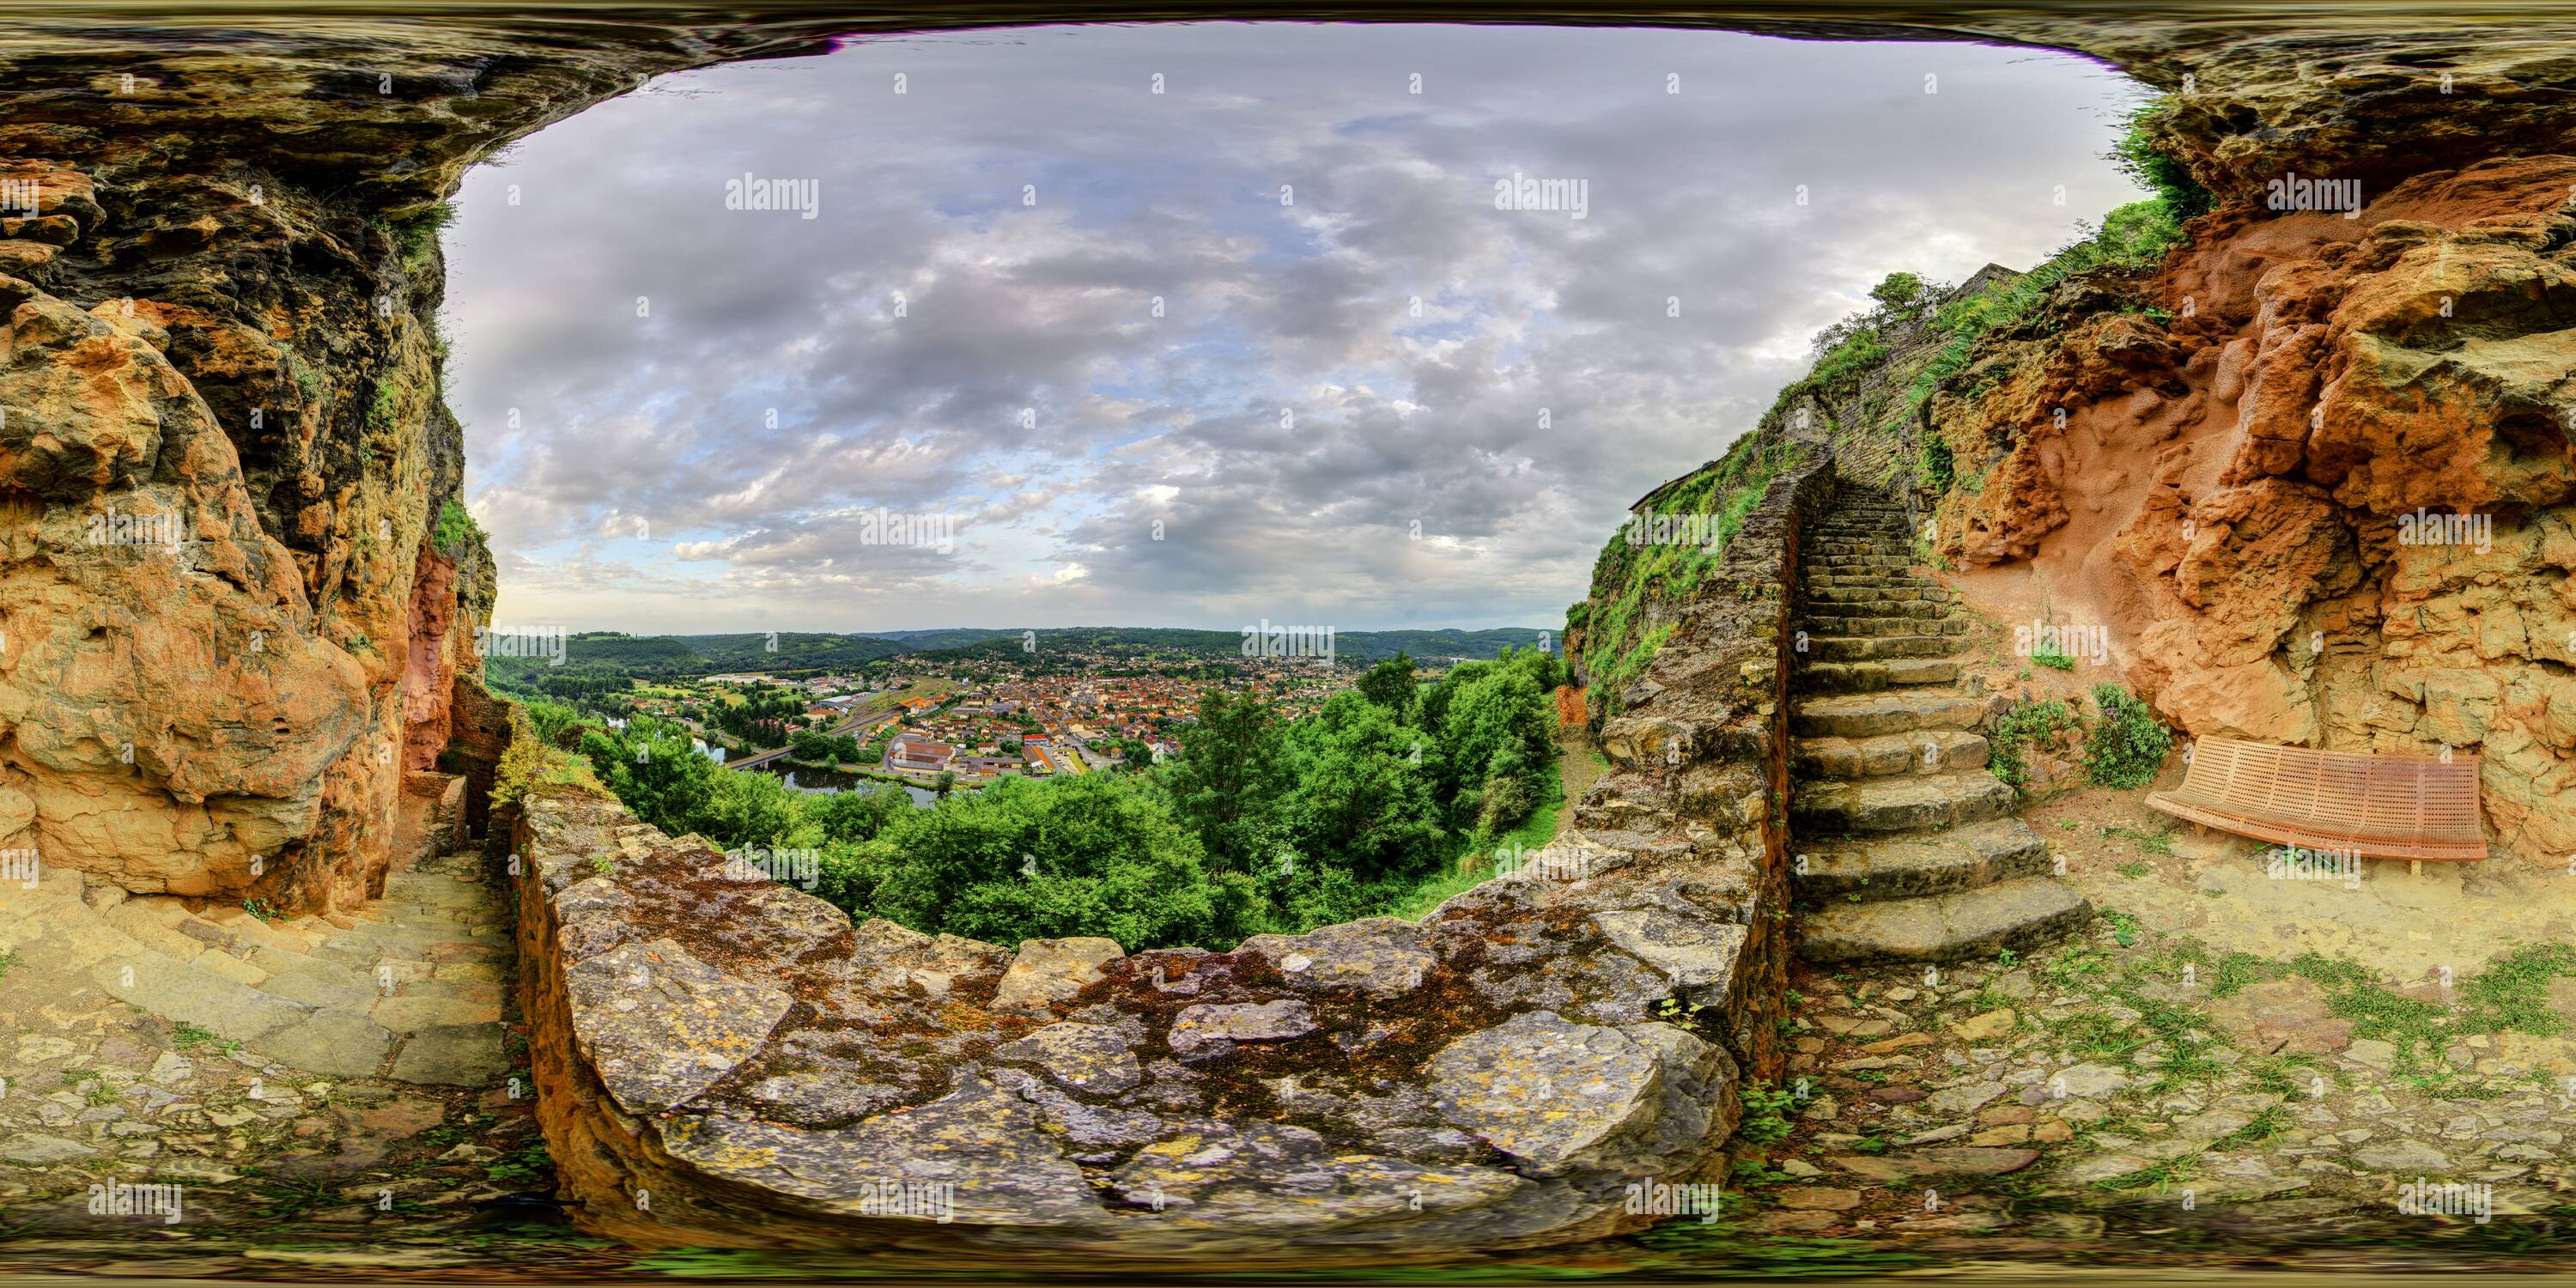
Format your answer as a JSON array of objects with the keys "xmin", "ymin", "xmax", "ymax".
[{"xmin": 724, "ymin": 708, "xmax": 902, "ymax": 773}]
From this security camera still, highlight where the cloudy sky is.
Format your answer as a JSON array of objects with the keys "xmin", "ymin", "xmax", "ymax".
[{"xmin": 445, "ymin": 21, "xmax": 2149, "ymax": 635}]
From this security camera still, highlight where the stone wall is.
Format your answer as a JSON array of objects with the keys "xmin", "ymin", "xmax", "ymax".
[{"xmin": 508, "ymin": 455, "xmax": 1836, "ymax": 1257}]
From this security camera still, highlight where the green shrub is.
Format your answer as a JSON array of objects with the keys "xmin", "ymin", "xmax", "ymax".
[
  {"xmin": 433, "ymin": 497, "xmax": 485, "ymax": 558},
  {"xmin": 2111, "ymin": 100, "xmax": 2215, "ymax": 221},
  {"xmin": 2086, "ymin": 683, "xmax": 2174, "ymax": 789},
  {"xmin": 1987, "ymin": 699, "xmax": 2076, "ymax": 793},
  {"xmin": 2030, "ymin": 640, "xmax": 2075, "ymax": 671}
]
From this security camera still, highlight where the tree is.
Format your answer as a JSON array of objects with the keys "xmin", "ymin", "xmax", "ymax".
[
  {"xmin": 1279, "ymin": 691, "xmax": 1447, "ymax": 890},
  {"xmin": 1358, "ymin": 652, "xmax": 1419, "ymax": 714},
  {"xmin": 804, "ymin": 784, "xmax": 912, "ymax": 846},
  {"xmin": 1868, "ymin": 270, "xmax": 1931, "ymax": 316},
  {"xmin": 1161, "ymin": 687, "xmax": 1288, "ymax": 873},
  {"xmin": 852, "ymin": 774, "xmax": 1238, "ymax": 951},
  {"xmin": 581, "ymin": 719, "xmax": 715, "ymax": 843},
  {"xmin": 933, "ymin": 769, "xmax": 957, "ymax": 799},
  {"xmin": 1434, "ymin": 658, "xmax": 1556, "ymax": 834}
]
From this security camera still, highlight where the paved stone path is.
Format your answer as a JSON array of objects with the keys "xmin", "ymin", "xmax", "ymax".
[
  {"xmin": 0, "ymin": 778, "xmax": 537, "ymax": 1232},
  {"xmin": 1741, "ymin": 912, "xmax": 2576, "ymax": 1239}
]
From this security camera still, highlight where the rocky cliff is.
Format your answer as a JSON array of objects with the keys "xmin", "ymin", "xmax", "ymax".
[{"xmin": 1916, "ymin": 112, "xmax": 2576, "ymax": 863}]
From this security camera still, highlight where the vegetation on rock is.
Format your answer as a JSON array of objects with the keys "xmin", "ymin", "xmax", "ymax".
[{"xmin": 1572, "ymin": 434, "xmax": 1804, "ymax": 719}]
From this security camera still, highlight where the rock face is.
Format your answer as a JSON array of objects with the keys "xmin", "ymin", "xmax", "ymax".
[{"xmin": 1926, "ymin": 153, "xmax": 2576, "ymax": 863}]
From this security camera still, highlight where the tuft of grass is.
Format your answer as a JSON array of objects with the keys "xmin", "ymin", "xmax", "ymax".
[
  {"xmin": 2115, "ymin": 860, "xmax": 2152, "ymax": 878},
  {"xmin": 2101, "ymin": 822, "xmax": 2177, "ymax": 857}
]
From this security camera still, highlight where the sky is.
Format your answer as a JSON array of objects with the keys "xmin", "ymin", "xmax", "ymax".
[{"xmin": 444, "ymin": 21, "xmax": 2152, "ymax": 635}]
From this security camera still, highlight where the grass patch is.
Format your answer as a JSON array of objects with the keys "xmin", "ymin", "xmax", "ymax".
[{"xmin": 2100, "ymin": 822, "xmax": 2176, "ymax": 858}]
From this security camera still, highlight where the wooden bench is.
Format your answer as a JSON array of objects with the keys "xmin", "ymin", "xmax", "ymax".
[{"xmin": 2146, "ymin": 735, "xmax": 2486, "ymax": 872}]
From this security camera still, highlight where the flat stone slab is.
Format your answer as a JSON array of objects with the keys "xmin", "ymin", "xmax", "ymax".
[
  {"xmin": 568, "ymin": 939, "xmax": 793, "ymax": 1115},
  {"xmin": 991, "ymin": 937, "xmax": 1122, "ymax": 1014},
  {"xmin": 1590, "ymin": 908, "xmax": 1749, "ymax": 1001},
  {"xmin": 1239, "ymin": 918, "xmax": 1435, "ymax": 998},
  {"xmin": 251, "ymin": 1010, "xmax": 396, "ymax": 1080},
  {"xmin": 662, "ymin": 1075, "xmax": 1103, "ymax": 1229},
  {"xmin": 1110, "ymin": 1120, "xmax": 1527, "ymax": 1230},
  {"xmin": 1828, "ymin": 1147, "xmax": 2040, "ymax": 1184},
  {"xmin": 993, "ymin": 1022, "xmax": 1142, "ymax": 1094},
  {"xmin": 1169, "ymin": 1000, "xmax": 1316, "ymax": 1054},
  {"xmin": 89, "ymin": 951, "xmax": 311, "ymax": 1041},
  {"xmin": 1427, "ymin": 1011, "xmax": 1719, "ymax": 1177},
  {"xmin": 390, "ymin": 1023, "xmax": 508, "ymax": 1088}
]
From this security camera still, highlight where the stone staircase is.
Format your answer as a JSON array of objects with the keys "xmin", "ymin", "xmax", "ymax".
[{"xmin": 1788, "ymin": 485, "xmax": 2092, "ymax": 963}]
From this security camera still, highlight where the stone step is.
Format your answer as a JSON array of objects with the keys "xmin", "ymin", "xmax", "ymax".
[
  {"xmin": 1807, "ymin": 585, "xmax": 1949, "ymax": 604},
  {"xmin": 1807, "ymin": 613, "xmax": 1966, "ymax": 638},
  {"xmin": 1802, "ymin": 598, "xmax": 1947, "ymax": 620},
  {"xmin": 1797, "ymin": 876, "xmax": 2094, "ymax": 964},
  {"xmin": 1805, "ymin": 574, "xmax": 1941, "ymax": 590},
  {"xmin": 1790, "ymin": 769, "xmax": 2017, "ymax": 835},
  {"xmin": 1793, "ymin": 658, "xmax": 1961, "ymax": 695},
  {"xmin": 1792, "ymin": 818, "xmax": 2050, "ymax": 905},
  {"xmin": 1793, "ymin": 690, "xmax": 1999, "ymax": 738},
  {"xmin": 1807, "ymin": 634, "xmax": 1962, "ymax": 662},
  {"xmin": 1791, "ymin": 729, "xmax": 1989, "ymax": 779}
]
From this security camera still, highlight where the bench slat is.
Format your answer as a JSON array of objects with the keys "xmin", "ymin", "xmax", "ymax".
[{"xmin": 2146, "ymin": 733, "xmax": 2486, "ymax": 862}]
